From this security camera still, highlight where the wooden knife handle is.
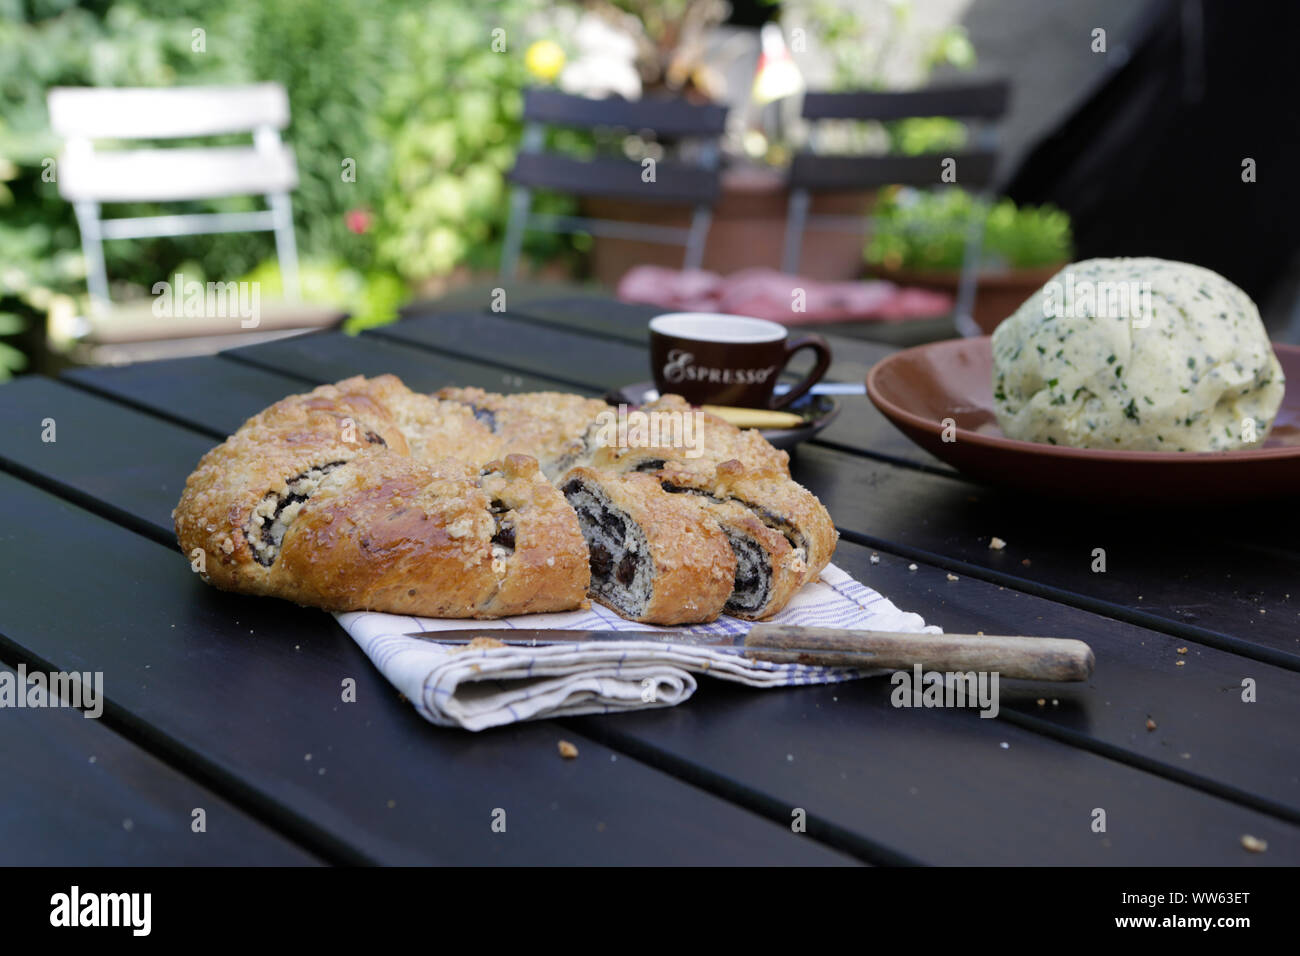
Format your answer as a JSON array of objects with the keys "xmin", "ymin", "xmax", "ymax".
[{"xmin": 744, "ymin": 624, "xmax": 1095, "ymax": 682}]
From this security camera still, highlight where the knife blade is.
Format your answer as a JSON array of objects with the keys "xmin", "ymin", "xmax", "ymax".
[{"xmin": 401, "ymin": 623, "xmax": 1094, "ymax": 681}]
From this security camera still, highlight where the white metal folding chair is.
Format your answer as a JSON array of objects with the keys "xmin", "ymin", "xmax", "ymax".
[{"xmin": 47, "ymin": 84, "xmax": 341, "ymax": 361}]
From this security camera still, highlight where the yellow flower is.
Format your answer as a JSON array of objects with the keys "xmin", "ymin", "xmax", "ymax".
[{"xmin": 525, "ymin": 40, "xmax": 566, "ymax": 82}]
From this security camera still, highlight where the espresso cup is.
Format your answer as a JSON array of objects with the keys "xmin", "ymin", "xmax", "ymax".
[{"xmin": 649, "ymin": 312, "xmax": 832, "ymax": 410}]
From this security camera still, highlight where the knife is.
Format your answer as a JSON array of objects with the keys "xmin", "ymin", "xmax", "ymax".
[{"xmin": 401, "ymin": 623, "xmax": 1095, "ymax": 682}]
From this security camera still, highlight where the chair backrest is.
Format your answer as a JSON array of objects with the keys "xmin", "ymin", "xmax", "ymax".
[
  {"xmin": 48, "ymin": 83, "xmax": 303, "ymax": 311},
  {"xmin": 800, "ymin": 80, "xmax": 1010, "ymax": 122},
  {"xmin": 49, "ymin": 84, "xmax": 297, "ymax": 202},
  {"xmin": 791, "ymin": 79, "xmax": 1010, "ymax": 192},
  {"xmin": 521, "ymin": 88, "xmax": 729, "ymax": 138},
  {"xmin": 508, "ymin": 89, "xmax": 727, "ymax": 205},
  {"xmin": 48, "ymin": 83, "xmax": 290, "ymax": 139}
]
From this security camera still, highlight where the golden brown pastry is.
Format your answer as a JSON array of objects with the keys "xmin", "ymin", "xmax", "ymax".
[
  {"xmin": 588, "ymin": 450, "xmax": 829, "ymax": 618},
  {"xmin": 708, "ymin": 459, "xmax": 838, "ymax": 587},
  {"xmin": 174, "ymin": 374, "xmax": 836, "ymax": 624},
  {"xmin": 175, "ymin": 434, "xmax": 587, "ymax": 618},
  {"xmin": 436, "ymin": 386, "xmax": 610, "ymax": 477},
  {"xmin": 582, "ymin": 393, "xmax": 791, "ymax": 479}
]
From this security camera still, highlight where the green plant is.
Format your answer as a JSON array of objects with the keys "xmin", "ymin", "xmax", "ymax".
[
  {"xmin": 983, "ymin": 199, "xmax": 1074, "ymax": 270},
  {"xmin": 866, "ymin": 187, "xmax": 1073, "ymax": 272},
  {"xmin": 238, "ymin": 258, "xmax": 407, "ymax": 332},
  {"xmin": 779, "ymin": 0, "xmax": 974, "ymax": 91},
  {"xmin": 0, "ymin": 0, "xmax": 583, "ymax": 376},
  {"xmin": 773, "ymin": 0, "xmax": 977, "ymax": 156},
  {"xmin": 371, "ymin": 0, "xmax": 575, "ymax": 280}
]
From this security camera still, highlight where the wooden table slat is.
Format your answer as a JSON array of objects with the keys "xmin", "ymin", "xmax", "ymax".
[
  {"xmin": 0, "ymin": 467, "xmax": 853, "ymax": 865},
  {"xmin": 223, "ymin": 329, "xmax": 577, "ymax": 397},
  {"xmin": 0, "ymin": 663, "xmax": 319, "ymax": 866},
  {"xmin": 33, "ymin": 360, "xmax": 1300, "ymax": 856}
]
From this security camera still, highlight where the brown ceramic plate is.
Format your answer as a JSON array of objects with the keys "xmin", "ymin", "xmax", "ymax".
[{"xmin": 866, "ymin": 337, "xmax": 1300, "ymax": 504}]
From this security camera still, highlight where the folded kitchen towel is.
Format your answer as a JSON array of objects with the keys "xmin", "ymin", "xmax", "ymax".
[{"xmin": 336, "ymin": 563, "xmax": 938, "ymax": 732}]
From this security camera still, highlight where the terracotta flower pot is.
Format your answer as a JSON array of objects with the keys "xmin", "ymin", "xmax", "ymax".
[{"xmin": 869, "ymin": 262, "xmax": 1065, "ymax": 335}]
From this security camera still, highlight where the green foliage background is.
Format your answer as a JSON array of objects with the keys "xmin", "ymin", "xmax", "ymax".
[
  {"xmin": 0, "ymin": 0, "xmax": 571, "ymax": 376},
  {"xmin": 866, "ymin": 187, "xmax": 1073, "ymax": 273}
]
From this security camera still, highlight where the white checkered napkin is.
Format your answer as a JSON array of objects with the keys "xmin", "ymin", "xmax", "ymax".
[{"xmin": 336, "ymin": 564, "xmax": 940, "ymax": 732}]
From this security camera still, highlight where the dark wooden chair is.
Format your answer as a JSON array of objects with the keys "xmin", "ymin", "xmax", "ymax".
[
  {"xmin": 500, "ymin": 89, "xmax": 728, "ymax": 279},
  {"xmin": 781, "ymin": 80, "xmax": 1010, "ymax": 337}
]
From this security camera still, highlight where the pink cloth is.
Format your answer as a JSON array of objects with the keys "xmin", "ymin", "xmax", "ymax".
[{"xmin": 617, "ymin": 266, "xmax": 952, "ymax": 324}]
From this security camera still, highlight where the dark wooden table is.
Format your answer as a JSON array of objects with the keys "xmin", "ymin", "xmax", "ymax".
[{"xmin": 2, "ymin": 292, "xmax": 1297, "ymax": 866}]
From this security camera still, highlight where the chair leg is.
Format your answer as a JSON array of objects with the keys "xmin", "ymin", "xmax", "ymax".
[
  {"xmin": 73, "ymin": 201, "xmax": 110, "ymax": 316},
  {"xmin": 500, "ymin": 186, "xmax": 532, "ymax": 280},
  {"xmin": 268, "ymin": 192, "xmax": 301, "ymax": 300},
  {"xmin": 953, "ymin": 192, "xmax": 989, "ymax": 338},
  {"xmin": 782, "ymin": 188, "xmax": 810, "ymax": 275},
  {"xmin": 683, "ymin": 205, "xmax": 713, "ymax": 272}
]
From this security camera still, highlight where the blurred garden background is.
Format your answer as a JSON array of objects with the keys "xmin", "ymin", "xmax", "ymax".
[{"xmin": 2, "ymin": 0, "xmax": 1296, "ymax": 379}]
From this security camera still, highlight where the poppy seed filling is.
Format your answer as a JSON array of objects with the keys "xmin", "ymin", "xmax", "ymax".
[
  {"xmin": 721, "ymin": 528, "xmax": 772, "ymax": 614},
  {"xmin": 489, "ymin": 499, "xmax": 515, "ymax": 551},
  {"xmin": 247, "ymin": 460, "xmax": 347, "ymax": 566},
  {"xmin": 561, "ymin": 477, "xmax": 650, "ymax": 617},
  {"xmin": 660, "ymin": 481, "xmax": 807, "ymax": 577}
]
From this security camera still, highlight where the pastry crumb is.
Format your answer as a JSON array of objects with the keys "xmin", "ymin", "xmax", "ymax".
[
  {"xmin": 1241, "ymin": 834, "xmax": 1268, "ymax": 853},
  {"xmin": 1145, "ymin": 717, "xmax": 1157, "ymax": 731},
  {"xmin": 989, "ymin": 537, "xmax": 1006, "ymax": 550},
  {"xmin": 557, "ymin": 739, "xmax": 579, "ymax": 759},
  {"xmin": 449, "ymin": 635, "xmax": 508, "ymax": 653},
  {"xmin": 946, "ymin": 573, "xmax": 959, "ymax": 582}
]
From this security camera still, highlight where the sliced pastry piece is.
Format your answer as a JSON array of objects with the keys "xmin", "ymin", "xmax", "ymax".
[
  {"xmin": 559, "ymin": 468, "xmax": 736, "ymax": 625},
  {"xmin": 575, "ymin": 447, "xmax": 801, "ymax": 618},
  {"xmin": 682, "ymin": 495, "xmax": 802, "ymax": 620},
  {"xmin": 707, "ymin": 459, "xmax": 837, "ymax": 586},
  {"xmin": 476, "ymin": 454, "xmax": 592, "ymax": 615},
  {"xmin": 653, "ymin": 459, "xmax": 837, "ymax": 589}
]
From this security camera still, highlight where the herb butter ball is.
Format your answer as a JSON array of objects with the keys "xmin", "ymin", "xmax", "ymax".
[{"xmin": 991, "ymin": 258, "xmax": 1284, "ymax": 452}]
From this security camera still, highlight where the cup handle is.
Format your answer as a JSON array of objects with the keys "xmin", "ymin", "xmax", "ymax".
[{"xmin": 771, "ymin": 335, "xmax": 833, "ymax": 409}]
